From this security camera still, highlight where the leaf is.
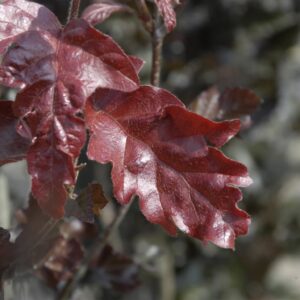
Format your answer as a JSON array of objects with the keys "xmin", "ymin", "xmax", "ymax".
[
  {"xmin": 217, "ymin": 87, "xmax": 261, "ymax": 120},
  {"xmin": 0, "ymin": 0, "xmax": 61, "ymax": 88},
  {"xmin": 154, "ymin": 0, "xmax": 177, "ymax": 32},
  {"xmin": 0, "ymin": 100, "xmax": 31, "ymax": 165},
  {"xmin": 190, "ymin": 86, "xmax": 261, "ymax": 123},
  {"xmin": 190, "ymin": 86, "xmax": 261, "ymax": 131},
  {"xmin": 0, "ymin": 0, "xmax": 139, "ymax": 217},
  {"xmin": 82, "ymin": 0, "xmax": 133, "ymax": 26},
  {"xmin": 85, "ymin": 86, "xmax": 252, "ymax": 249},
  {"xmin": 129, "ymin": 56, "xmax": 145, "ymax": 74},
  {"xmin": 37, "ymin": 237, "xmax": 84, "ymax": 289},
  {"xmin": 14, "ymin": 194, "xmax": 58, "ymax": 267},
  {"xmin": 89, "ymin": 245, "xmax": 139, "ymax": 292},
  {"xmin": 65, "ymin": 183, "xmax": 109, "ymax": 223},
  {"xmin": 0, "ymin": 228, "xmax": 14, "ymax": 277},
  {"xmin": 189, "ymin": 86, "xmax": 221, "ymax": 121}
]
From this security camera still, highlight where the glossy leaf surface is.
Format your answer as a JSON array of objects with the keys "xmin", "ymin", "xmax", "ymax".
[
  {"xmin": 0, "ymin": 0, "xmax": 61, "ymax": 88},
  {"xmin": 0, "ymin": 0, "xmax": 139, "ymax": 217},
  {"xmin": 86, "ymin": 86, "xmax": 252, "ymax": 248}
]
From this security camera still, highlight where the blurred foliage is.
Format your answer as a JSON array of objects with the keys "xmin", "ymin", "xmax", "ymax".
[{"xmin": 1, "ymin": 0, "xmax": 300, "ymax": 299}]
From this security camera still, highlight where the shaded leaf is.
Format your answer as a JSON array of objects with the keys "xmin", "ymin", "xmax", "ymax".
[
  {"xmin": 85, "ymin": 86, "xmax": 252, "ymax": 249},
  {"xmin": 190, "ymin": 86, "xmax": 261, "ymax": 130},
  {"xmin": 0, "ymin": 0, "xmax": 61, "ymax": 88},
  {"xmin": 89, "ymin": 245, "xmax": 139, "ymax": 292},
  {"xmin": 0, "ymin": 101, "xmax": 31, "ymax": 165},
  {"xmin": 0, "ymin": 0, "xmax": 139, "ymax": 217},
  {"xmin": 37, "ymin": 237, "xmax": 84, "ymax": 289},
  {"xmin": 14, "ymin": 194, "xmax": 58, "ymax": 268},
  {"xmin": 218, "ymin": 87, "xmax": 261, "ymax": 120},
  {"xmin": 82, "ymin": 1, "xmax": 133, "ymax": 26},
  {"xmin": 0, "ymin": 228, "xmax": 14, "ymax": 277},
  {"xmin": 154, "ymin": 0, "xmax": 177, "ymax": 32},
  {"xmin": 65, "ymin": 183, "xmax": 109, "ymax": 223}
]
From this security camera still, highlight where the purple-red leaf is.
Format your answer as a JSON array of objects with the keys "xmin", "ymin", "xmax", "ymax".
[
  {"xmin": 65, "ymin": 183, "xmax": 109, "ymax": 223},
  {"xmin": 190, "ymin": 86, "xmax": 221, "ymax": 121},
  {"xmin": 0, "ymin": 100, "xmax": 30, "ymax": 165},
  {"xmin": 154, "ymin": 0, "xmax": 177, "ymax": 32},
  {"xmin": 85, "ymin": 86, "xmax": 252, "ymax": 249},
  {"xmin": 0, "ymin": 0, "xmax": 140, "ymax": 217},
  {"xmin": 0, "ymin": 228, "xmax": 14, "ymax": 277},
  {"xmin": 90, "ymin": 245, "xmax": 139, "ymax": 292},
  {"xmin": 0, "ymin": 0, "xmax": 60, "ymax": 88},
  {"xmin": 82, "ymin": 1, "xmax": 133, "ymax": 26},
  {"xmin": 218, "ymin": 87, "xmax": 261, "ymax": 120},
  {"xmin": 37, "ymin": 237, "xmax": 84, "ymax": 289},
  {"xmin": 190, "ymin": 86, "xmax": 261, "ymax": 129}
]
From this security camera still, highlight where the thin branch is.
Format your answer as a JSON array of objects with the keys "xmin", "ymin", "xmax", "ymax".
[
  {"xmin": 151, "ymin": 10, "xmax": 165, "ymax": 87},
  {"xmin": 56, "ymin": 199, "xmax": 135, "ymax": 300},
  {"xmin": 134, "ymin": 0, "xmax": 165, "ymax": 86},
  {"xmin": 134, "ymin": 0, "xmax": 154, "ymax": 33},
  {"xmin": 151, "ymin": 30, "xmax": 164, "ymax": 86},
  {"xmin": 67, "ymin": 0, "xmax": 81, "ymax": 23}
]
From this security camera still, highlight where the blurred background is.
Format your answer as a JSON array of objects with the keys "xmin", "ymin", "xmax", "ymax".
[{"xmin": 1, "ymin": 0, "xmax": 300, "ymax": 299}]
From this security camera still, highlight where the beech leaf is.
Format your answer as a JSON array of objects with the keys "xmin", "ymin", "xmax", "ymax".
[
  {"xmin": 0, "ymin": 228, "xmax": 14, "ymax": 277},
  {"xmin": 82, "ymin": 1, "xmax": 133, "ymax": 26},
  {"xmin": 65, "ymin": 183, "xmax": 109, "ymax": 223},
  {"xmin": 0, "ymin": 0, "xmax": 61, "ymax": 88},
  {"xmin": 218, "ymin": 87, "xmax": 261, "ymax": 120},
  {"xmin": 90, "ymin": 245, "xmax": 139, "ymax": 292},
  {"xmin": 0, "ymin": 100, "xmax": 31, "ymax": 165},
  {"xmin": 85, "ymin": 86, "xmax": 252, "ymax": 249},
  {"xmin": 0, "ymin": 0, "xmax": 139, "ymax": 217},
  {"xmin": 37, "ymin": 237, "xmax": 84, "ymax": 289},
  {"xmin": 190, "ymin": 86, "xmax": 261, "ymax": 128}
]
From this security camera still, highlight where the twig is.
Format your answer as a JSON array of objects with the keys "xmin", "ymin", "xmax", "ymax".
[
  {"xmin": 56, "ymin": 199, "xmax": 135, "ymax": 300},
  {"xmin": 134, "ymin": 0, "xmax": 165, "ymax": 86},
  {"xmin": 134, "ymin": 0, "xmax": 153, "ymax": 33},
  {"xmin": 151, "ymin": 31, "xmax": 164, "ymax": 85},
  {"xmin": 150, "ymin": 9, "xmax": 165, "ymax": 86},
  {"xmin": 67, "ymin": 0, "xmax": 81, "ymax": 23}
]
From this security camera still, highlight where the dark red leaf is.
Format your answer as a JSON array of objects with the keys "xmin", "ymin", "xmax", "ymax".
[
  {"xmin": 65, "ymin": 182, "xmax": 109, "ymax": 223},
  {"xmin": 0, "ymin": 228, "xmax": 14, "ymax": 276},
  {"xmin": 14, "ymin": 194, "xmax": 58, "ymax": 266},
  {"xmin": 190, "ymin": 86, "xmax": 261, "ymax": 129},
  {"xmin": 154, "ymin": 0, "xmax": 177, "ymax": 32},
  {"xmin": 0, "ymin": 0, "xmax": 139, "ymax": 217},
  {"xmin": 129, "ymin": 56, "xmax": 145, "ymax": 74},
  {"xmin": 218, "ymin": 87, "xmax": 261, "ymax": 120},
  {"xmin": 0, "ymin": 0, "xmax": 61, "ymax": 88},
  {"xmin": 189, "ymin": 86, "xmax": 221, "ymax": 120},
  {"xmin": 85, "ymin": 86, "xmax": 252, "ymax": 249},
  {"xmin": 90, "ymin": 245, "xmax": 139, "ymax": 292},
  {"xmin": 37, "ymin": 237, "xmax": 84, "ymax": 288},
  {"xmin": 0, "ymin": 100, "xmax": 31, "ymax": 165},
  {"xmin": 82, "ymin": 1, "xmax": 133, "ymax": 26}
]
